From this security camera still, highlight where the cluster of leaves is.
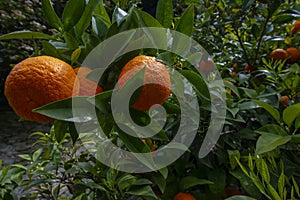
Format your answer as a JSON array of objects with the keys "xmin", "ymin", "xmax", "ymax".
[{"xmin": 0, "ymin": 0, "xmax": 300, "ymax": 200}]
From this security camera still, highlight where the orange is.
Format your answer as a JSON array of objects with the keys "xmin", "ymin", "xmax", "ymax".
[
  {"xmin": 229, "ymin": 71, "xmax": 237, "ymax": 77},
  {"xmin": 199, "ymin": 58, "xmax": 215, "ymax": 74},
  {"xmin": 278, "ymin": 96, "xmax": 289, "ymax": 107},
  {"xmin": 173, "ymin": 192, "xmax": 196, "ymax": 200},
  {"xmin": 269, "ymin": 48, "xmax": 288, "ymax": 61},
  {"xmin": 74, "ymin": 67, "xmax": 103, "ymax": 96},
  {"xmin": 118, "ymin": 55, "xmax": 171, "ymax": 110},
  {"xmin": 4, "ymin": 56, "xmax": 79, "ymax": 122},
  {"xmin": 244, "ymin": 64, "xmax": 251, "ymax": 73},
  {"xmin": 292, "ymin": 20, "xmax": 300, "ymax": 34},
  {"xmin": 286, "ymin": 47, "xmax": 300, "ymax": 64}
]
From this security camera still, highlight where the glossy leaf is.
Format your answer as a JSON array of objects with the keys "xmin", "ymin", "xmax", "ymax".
[
  {"xmin": 62, "ymin": 0, "xmax": 85, "ymax": 31},
  {"xmin": 126, "ymin": 185, "xmax": 157, "ymax": 199},
  {"xmin": 54, "ymin": 120, "xmax": 68, "ymax": 143},
  {"xmin": 75, "ymin": 0, "xmax": 101, "ymax": 36},
  {"xmin": 94, "ymin": 0, "xmax": 111, "ymax": 26},
  {"xmin": 0, "ymin": 31, "xmax": 52, "ymax": 40},
  {"xmin": 179, "ymin": 176, "xmax": 213, "ymax": 191},
  {"xmin": 41, "ymin": 0, "xmax": 63, "ymax": 30},
  {"xmin": 156, "ymin": 0, "xmax": 173, "ymax": 28},
  {"xmin": 256, "ymin": 133, "xmax": 291, "ymax": 155},
  {"xmin": 33, "ymin": 96, "xmax": 94, "ymax": 123},
  {"xmin": 175, "ymin": 5, "xmax": 194, "ymax": 36},
  {"xmin": 253, "ymin": 100, "xmax": 280, "ymax": 123},
  {"xmin": 179, "ymin": 70, "xmax": 210, "ymax": 103},
  {"xmin": 283, "ymin": 103, "xmax": 300, "ymax": 127}
]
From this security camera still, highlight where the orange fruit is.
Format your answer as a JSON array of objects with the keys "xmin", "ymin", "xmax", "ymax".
[
  {"xmin": 278, "ymin": 96, "xmax": 289, "ymax": 107},
  {"xmin": 199, "ymin": 58, "xmax": 215, "ymax": 74},
  {"xmin": 74, "ymin": 67, "xmax": 103, "ymax": 96},
  {"xmin": 269, "ymin": 48, "xmax": 288, "ymax": 61},
  {"xmin": 173, "ymin": 192, "xmax": 196, "ymax": 200},
  {"xmin": 232, "ymin": 63, "xmax": 238, "ymax": 68},
  {"xmin": 244, "ymin": 64, "xmax": 251, "ymax": 73},
  {"xmin": 4, "ymin": 56, "xmax": 79, "ymax": 122},
  {"xmin": 286, "ymin": 47, "xmax": 300, "ymax": 64},
  {"xmin": 118, "ymin": 55, "xmax": 171, "ymax": 110},
  {"xmin": 292, "ymin": 20, "xmax": 300, "ymax": 34},
  {"xmin": 229, "ymin": 71, "xmax": 237, "ymax": 77}
]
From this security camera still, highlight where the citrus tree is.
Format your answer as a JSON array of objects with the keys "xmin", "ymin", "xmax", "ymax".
[{"xmin": 0, "ymin": 0, "xmax": 300, "ymax": 200}]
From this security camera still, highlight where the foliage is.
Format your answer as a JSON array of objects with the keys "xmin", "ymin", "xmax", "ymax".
[{"xmin": 0, "ymin": 0, "xmax": 300, "ymax": 200}]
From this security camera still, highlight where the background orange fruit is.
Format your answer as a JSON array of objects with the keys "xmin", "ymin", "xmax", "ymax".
[
  {"xmin": 4, "ymin": 56, "xmax": 79, "ymax": 122},
  {"xmin": 173, "ymin": 192, "xmax": 196, "ymax": 200},
  {"xmin": 269, "ymin": 48, "xmax": 288, "ymax": 61},
  {"xmin": 199, "ymin": 58, "xmax": 215, "ymax": 74},
  {"xmin": 74, "ymin": 67, "xmax": 103, "ymax": 96},
  {"xmin": 118, "ymin": 55, "xmax": 171, "ymax": 111},
  {"xmin": 292, "ymin": 20, "xmax": 300, "ymax": 34},
  {"xmin": 286, "ymin": 47, "xmax": 300, "ymax": 64}
]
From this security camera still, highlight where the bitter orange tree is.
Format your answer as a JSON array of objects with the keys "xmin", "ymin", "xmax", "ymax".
[
  {"xmin": 118, "ymin": 55, "xmax": 171, "ymax": 110},
  {"xmin": 4, "ymin": 56, "xmax": 79, "ymax": 122}
]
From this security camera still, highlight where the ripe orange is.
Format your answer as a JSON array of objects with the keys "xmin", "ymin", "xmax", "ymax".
[
  {"xmin": 286, "ymin": 47, "xmax": 300, "ymax": 64},
  {"xmin": 74, "ymin": 67, "xmax": 103, "ymax": 96},
  {"xmin": 4, "ymin": 56, "xmax": 79, "ymax": 122},
  {"xmin": 244, "ymin": 64, "xmax": 251, "ymax": 73},
  {"xmin": 173, "ymin": 192, "xmax": 196, "ymax": 200},
  {"xmin": 269, "ymin": 49, "xmax": 288, "ymax": 61},
  {"xmin": 199, "ymin": 58, "xmax": 215, "ymax": 74},
  {"xmin": 229, "ymin": 71, "xmax": 237, "ymax": 77},
  {"xmin": 292, "ymin": 20, "xmax": 300, "ymax": 34},
  {"xmin": 118, "ymin": 55, "xmax": 171, "ymax": 110},
  {"xmin": 278, "ymin": 96, "xmax": 289, "ymax": 107}
]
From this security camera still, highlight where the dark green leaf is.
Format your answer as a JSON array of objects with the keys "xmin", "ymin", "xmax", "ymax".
[
  {"xmin": 252, "ymin": 100, "xmax": 280, "ymax": 123},
  {"xmin": 64, "ymin": 31, "xmax": 79, "ymax": 49},
  {"xmin": 156, "ymin": 0, "xmax": 173, "ymax": 28},
  {"xmin": 41, "ymin": 41, "xmax": 63, "ymax": 59},
  {"xmin": 0, "ymin": 31, "xmax": 53, "ymax": 40},
  {"xmin": 127, "ymin": 185, "xmax": 157, "ymax": 198},
  {"xmin": 41, "ymin": 0, "xmax": 63, "ymax": 30},
  {"xmin": 75, "ymin": 0, "xmax": 101, "ymax": 36},
  {"xmin": 94, "ymin": 0, "xmax": 111, "ymax": 26},
  {"xmin": 179, "ymin": 176, "xmax": 213, "ymax": 191},
  {"xmin": 117, "ymin": 174, "xmax": 136, "ymax": 190},
  {"xmin": 112, "ymin": 6, "xmax": 127, "ymax": 25},
  {"xmin": 54, "ymin": 120, "xmax": 68, "ymax": 143},
  {"xmin": 255, "ymin": 124, "xmax": 287, "ymax": 136},
  {"xmin": 256, "ymin": 133, "xmax": 291, "ymax": 154},
  {"xmin": 179, "ymin": 70, "xmax": 210, "ymax": 103},
  {"xmin": 175, "ymin": 5, "xmax": 194, "ymax": 36},
  {"xmin": 62, "ymin": 0, "xmax": 85, "ymax": 30},
  {"xmin": 33, "ymin": 96, "xmax": 94, "ymax": 123},
  {"xmin": 208, "ymin": 169, "xmax": 226, "ymax": 194},
  {"xmin": 283, "ymin": 103, "xmax": 300, "ymax": 127},
  {"xmin": 69, "ymin": 122, "xmax": 79, "ymax": 144}
]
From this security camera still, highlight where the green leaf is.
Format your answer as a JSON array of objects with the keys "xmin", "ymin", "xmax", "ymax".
[
  {"xmin": 240, "ymin": 87, "xmax": 258, "ymax": 98},
  {"xmin": 127, "ymin": 185, "xmax": 157, "ymax": 198},
  {"xmin": 179, "ymin": 176, "xmax": 213, "ymax": 191},
  {"xmin": 259, "ymin": 159, "xmax": 270, "ymax": 183},
  {"xmin": 256, "ymin": 133, "xmax": 291, "ymax": 155},
  {"xmin": 94, "ymin": 0, "xmax": 111, "ymax": 26},
  {"xmin": 32, "ymin": 148, "xmax": 43, "ymax": 162},
  {"xmin": 175, "ymin": 5, "xmax": 194, "ymax": 36},
  {"xmin": 75, "ymin": 0, "xmax": 101, "ymax": 36},
  {"xmin": 41, "ymin": 0, "xmax": 63, "ymax": 30},
  {"xmin": 208, "ymin": 169, "xmax": 226, "ymax": 194},
  {"xmin": 112, "ymin": 6, "xmax": 128, "ymax": 25},
  {"xmin": 256, "ymin": 124, "xmax": 287, "ymax": 136},
  {"xmin": 267, "ymin": 183, "xmax": 281, "ymax": 200},
  {"xmin": 156, "ymin": 0, "xmax": 173, "ymax": 28},
  {"xmin": 69, "ymin": 122, "xmax": 79, "ymax": 144},
  {"xmin": 117, "ymin": 174, "xmax": 136, "ymax": 190},
  {"xmin": 278, "ymin": 170, "xmax": 285, "ymax": 199},
  {"xmin": 252, "ymin": 100, "xmax": 280, "ymax": 123},
  {"xmin": 283, "ymin": 103, "xmax": 300, "ymax": 127},
  {"xmin": 225, "ymin": 196, "xmax": 257, "ymax": 200},
  {"xmin": 228, "ymin": 150, "xmax": 240, "ymax": 170},
  {"xmin": 62, "ymin": 0, "xmax": 85, "ymax": 30},
  {"xmin": 18, "ymin": 154, "xmax": 31, "ymax": 161},
  {"xmin": 33, "ymin": 96, "xmax": 94, "ymax": 123},
  {"xmin": 0, "ymin": 31, "xmax": 53, "ymax": 40},
  {"xmin": 151, "ymin": 173, "xmax": 166, "ymax": 193},
  {"xmin": 77, "ymin": 182, "xmax": 106, "ymax": 191},
  {"xmin": 54, "ymin": 120, "xmax": 68, "ymax": 143},
  {"xmin": 179, "ymin": 70, "xmax": 210, "ymax": 103},
  {"xmin": 71, "ymin": 47, "xmax": 82, "ymax": 65},
  {"xmin": 225, "ymin": 80, "xmax": 240, "ymax": 98},
  {"xmin": 292, "ymin": 176, "xmax": 300, "ymax": 197}
]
